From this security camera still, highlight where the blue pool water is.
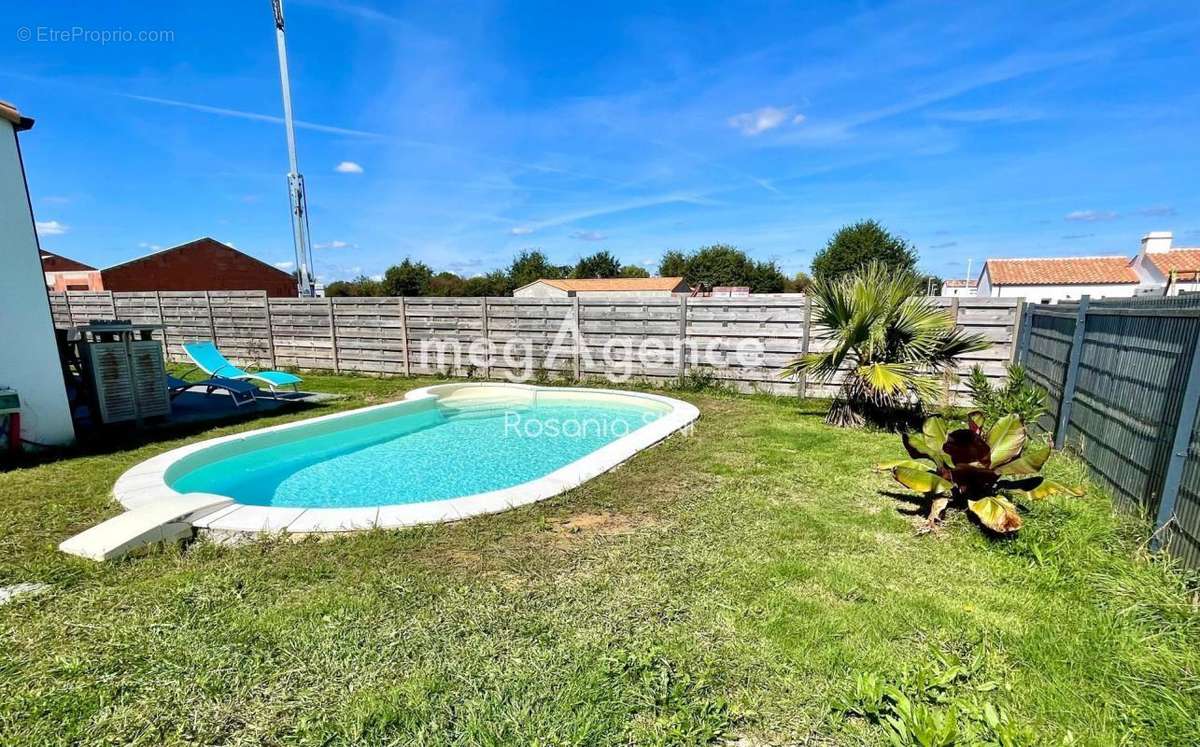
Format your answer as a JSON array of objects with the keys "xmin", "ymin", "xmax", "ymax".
[{"xmin": 168, "ymin": 401, "xmax": 662, "ymax": 508}]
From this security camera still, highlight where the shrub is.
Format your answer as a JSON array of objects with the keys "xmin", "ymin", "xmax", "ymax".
[
  {"xmin": 783, "ymin": 262, "xmax": 990, "ymax": 429},
  {"xmin": 965, "ymin": 364, "xmax": 1047, "ymax": 429},
  {"xmin": 877, "ymin": 412, "xmax": 1081, "ymax": 534}
]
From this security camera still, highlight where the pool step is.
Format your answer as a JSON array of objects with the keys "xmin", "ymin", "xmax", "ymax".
[{"xmin": 59, "ymin": 493, "xmax": 232, "ymax": 561}]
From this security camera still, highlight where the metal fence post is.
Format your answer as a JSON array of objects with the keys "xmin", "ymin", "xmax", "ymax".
[
  {"xmin": 1053, "ymin": 295, "xmax": 1090, "ymax": 450},
  {"xmin": 1151, "ymin": 331, "xmax": 1200, "ymax": 551}
]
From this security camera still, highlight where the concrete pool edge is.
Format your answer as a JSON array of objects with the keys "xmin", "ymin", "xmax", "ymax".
[{"xmin": 111, "ymin": 382, "xmax": 700, "ymax": 534}]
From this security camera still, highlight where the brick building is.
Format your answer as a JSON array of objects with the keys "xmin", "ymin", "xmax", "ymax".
[
  {"xmin": 100, "ymin": 237, "xmax": 297, "ymax": 297},
  {"xmin": 41, "ymin": 251, "xmax": 104, "ymax": 291}
]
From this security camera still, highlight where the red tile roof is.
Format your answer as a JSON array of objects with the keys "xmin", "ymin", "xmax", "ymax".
[
  {"xmin": 537, "ymin": 277, "xmax": 686, "ymax": 292},
  {"xmin": 985, "ymin": 257, "xmax": 1139, "ymax": 286},
  {"xmin": 1147, "ymin": 249, "xmax": 1200, "ymax": 277},
  {"xmin": 942, "ymin": 279, "xmax": 976, "ymax": 288}
]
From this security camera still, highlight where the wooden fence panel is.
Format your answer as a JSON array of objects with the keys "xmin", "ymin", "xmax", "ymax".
[
  {"xmin": 210, "ymin": 291, "xmax": 272, "ymax": 367},
  {"xmin": 158, "ymin": 292, "xmax": 214, "ymax": 361},
  {"xmin": 112, "ymin": 291, "xmax": 167, "ymax": 349},
  {"xmin": 578, "ymin": 297, "xmax": 681, "ymax": 382},
  {"xmin": 484, "ymin": 298, "xmax": 575, "ymax": 379},
  {"xmin": 686, "ymin": 296, "xmax": 807, "ymax": 394},
  {"xmin": 402, "ymin": 297, "xmax": 485, "ymax": 376},
  {"xmin": 332, "ymin": 297, "xmax": 408, "ymax": 374},
  {"xmin": 47, "ymin": 292, "xmax": 72, "ymax": 327},
  {"xmin": 269, "ymin": 298, "xmax": 336, "ymax": 370},
  {"xmin": 47, "ymin": 290, "xmax": 1019, "ymax": 403},
  {"xmin": 60, "ymin": 291, "xmax": 116, "ymax": 326}
]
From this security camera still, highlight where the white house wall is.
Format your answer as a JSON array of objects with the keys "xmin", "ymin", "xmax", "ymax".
[
  {"xmin": 0, "ymin": 118, "xmax": 75, "ymax": 445},
  {"xmin": 980, "ymin": 282, "xmax": 1138, "ymax": 304},
  {"xmin": 513, "ymin": 282, "xmax": 570, "ymax": 298}
]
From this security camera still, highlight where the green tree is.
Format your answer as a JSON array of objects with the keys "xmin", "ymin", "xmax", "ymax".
[
  {"xmin": 325, "ymin": 275, "xmax": 384, "ymax": 297},
  {"xmin": 619, "ymin": 265, "xmax": 650, "ymax": 278},
  {"xmin": 747, "ymin": 260, "xmax": 786, "ymax": 293},
  {"xmin": 783, "ymin": 262, "xmax": 990, "ymax": 428},
  {"xmin": 428, "ymin": 271, "xmax": 468, "ymax": 297},
  {"xmin": 382, "ymin": 259, "xmax": 433, "ymax": 297},
  {"xmin": 787, "ymin": 271, "xmax": 813, "ymax": 293},
  {"xmin": 508, "ymin": 250, "xmax": 565, "ymax": 290},
  {"xmin": 464, "ymin": 270, "xmax": 512, "ymax": 297},
  {"xmin": 573, "ymin": 250, "xmax": 622, "ymax": 279},
  {"xmin": 658, "ymin": 250, "xmax": 689, "ymax": 278},
  {"xmin": 811, "ymin": 220, "xmax": 917, "ymax": 281},
  {"xmin": 660, "ymin": 244, "xmax": 788, "ymax": 292},
  {"xmin": 917, "ymin": 274, "xmax": 944, "ymax": 296}
]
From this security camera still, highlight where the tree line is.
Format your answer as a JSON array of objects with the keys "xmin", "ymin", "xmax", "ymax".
[{"xmin": 324, "ymin": 220, "xmax": 940, "ymax": 297}]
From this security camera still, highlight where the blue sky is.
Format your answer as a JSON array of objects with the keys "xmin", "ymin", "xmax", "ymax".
[{"xmin": 4, "ymin": 0, "xmax": 1198, "ymax": 283}]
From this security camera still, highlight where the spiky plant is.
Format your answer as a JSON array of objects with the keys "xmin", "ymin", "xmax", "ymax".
[
  {"xmin": 877, "ymin": 412, "xmax": 1082, "ymax": 534},
  {"xmin": 783, "ymin": 262, "xmax": 991, "ymax": 428}
]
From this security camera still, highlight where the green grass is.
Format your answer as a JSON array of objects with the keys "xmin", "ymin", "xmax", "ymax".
[{"xmin": 1, "ymin": 373, "xmax": 1198, "ymax": 745}]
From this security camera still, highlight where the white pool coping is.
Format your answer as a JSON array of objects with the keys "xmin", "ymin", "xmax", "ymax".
[{"xmin": 112, "ymin": 383, "xmax": 699, "ymax": 534}]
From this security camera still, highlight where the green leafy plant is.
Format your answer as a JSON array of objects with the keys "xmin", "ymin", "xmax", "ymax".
[
  {"xmin": 836, "ymin": 650, "xmax": 1036, "ymax": 747},
  {"xmin": 965, "ymin": 364, "xmax": 1047, "ymax": 428},
  {"xmin": 884, "ymin": 692, "xmax": 959, "ymax": 747},
  {"xmin": 783, "ymin": 262, "xmax": 990, "ymax": 429},
  {"xmin": 877, "ymin": 412, "xmax": 1082, "ymax": 534}
]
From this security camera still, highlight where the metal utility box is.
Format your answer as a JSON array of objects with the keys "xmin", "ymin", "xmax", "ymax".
[{"xmin": 76, "ymin": 323, "xmax": 169, "ymax": 424}]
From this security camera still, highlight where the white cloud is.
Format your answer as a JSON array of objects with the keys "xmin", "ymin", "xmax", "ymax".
[
  {"xmin": 315, "ymin": 240, "xmax": 355, "ymax": 249},
  {"xmin": 138, "ymin": 242, "xmax": 162, "ymax": 251},
  {"xmin": 274, "ymin": 261, "xmax": 295, "ymax": 270},
  {"xmin": 509, "ymin": 226, "xmax": 534, "ymax": 236},
  {"xmin": 728, "ymin": 106, "xmax": 804, "ymax": 136},
  {"xmin": 35, "ymin": 220, "xmax": 68, "ymax": 236},
  {"xmin": 1138, "ymin": 205, "xmax": 1176, "ymax": 217},
  {"xmin": 1065, "ymin": 210, "xmax": 1118, "ymax": 222},
  {"xmin": 569, "ymin": 230, "xmax": 608, "ymax": 242},
  {"xmin": 334, "ymin": 161, "xmax": 364, "ymax": 174}
]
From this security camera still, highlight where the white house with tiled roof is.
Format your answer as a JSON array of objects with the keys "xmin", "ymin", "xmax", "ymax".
[
  {"xmin": 1129, "ymin": 232, "xmax": 1200, "ymax": 294},
  {"xmin": 976, "ymin": 231, "xmax": 1196, "ymax": 304},
  {"xmin": 513, "ymin": 276, "xmax": 690, "ymax": 298},
  {"xmin": 939, "ymin": 279, "xmax": 977, "ymax": 298}
]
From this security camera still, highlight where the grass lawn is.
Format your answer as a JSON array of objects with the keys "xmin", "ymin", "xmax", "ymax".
[{"xmin": 2, "ymin": 373, "xmax": 1198, "ymax": 745}]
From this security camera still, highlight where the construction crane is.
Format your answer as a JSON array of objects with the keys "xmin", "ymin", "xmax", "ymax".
[{"xmin": 271, "ymin": 0, "xmax": 317, "ymax": 297}]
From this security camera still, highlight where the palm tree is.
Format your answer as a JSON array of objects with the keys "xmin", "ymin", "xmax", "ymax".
[{"xmin": 784, "ymin": 262, "xmax": 990, "ymax": 428}]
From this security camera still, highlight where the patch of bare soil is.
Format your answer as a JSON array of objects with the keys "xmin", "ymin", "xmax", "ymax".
[{"xmin": 551, "ymin": 511, "xmax": 644, "ymax": 537}]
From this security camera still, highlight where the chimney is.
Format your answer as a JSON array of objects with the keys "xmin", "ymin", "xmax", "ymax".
[{"xmin": 1141, "ymin": 231, "xmax": 1173, "ymax": 254}]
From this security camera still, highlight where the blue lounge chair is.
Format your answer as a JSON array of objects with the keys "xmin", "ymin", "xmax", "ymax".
[
  {"xmin": 166, "ymin": 374, "xmax": 258, "ymax": 408},
  {"xmin": 183, "ymin": 341, "xmax": 303, "ymax": 397}
]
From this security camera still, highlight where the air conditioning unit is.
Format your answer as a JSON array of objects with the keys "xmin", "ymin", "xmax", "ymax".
[{"xmin": 77, "ymin": 323, "xmax": 170, "ymax": 425}]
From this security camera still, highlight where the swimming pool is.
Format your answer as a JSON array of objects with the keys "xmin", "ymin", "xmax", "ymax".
[{"xmin": 113, "ymin": 383, "xmax": 698, "ymax": 533}]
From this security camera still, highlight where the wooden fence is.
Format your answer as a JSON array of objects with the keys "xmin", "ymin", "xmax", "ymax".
[
  {"xmin": 49, "ymin": 290, "xmax": 1020, "ymax": 400},
  {"xmin": 1018, "ymin": 294, "xmax": 1200, "ymax": 569}
]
